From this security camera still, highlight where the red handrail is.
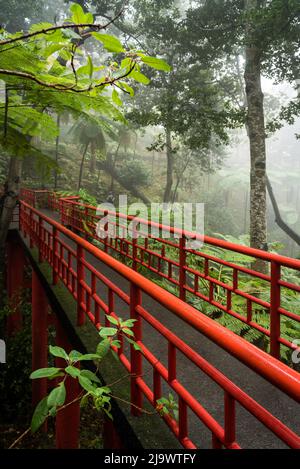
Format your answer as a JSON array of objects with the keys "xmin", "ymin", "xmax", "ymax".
[
  {"xmin": 19, "ymin": 188, "xmax": 300, "ymax": 361},
  {"xmin": 19, "ymin": 200, "xmax": 300, "ymax": 449},
  {"xmin": 59, "ymin": 197, "xmax": 300, "ymax": 360}
]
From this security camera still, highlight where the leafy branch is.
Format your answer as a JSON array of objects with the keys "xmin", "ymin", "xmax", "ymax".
[
  {"xmin": 8, "ymin": 314, "xmax": 177, "ymax": 449},
  {"xmin": 0, "ymin": 11, "xmax": 124, "ymax": 47}
]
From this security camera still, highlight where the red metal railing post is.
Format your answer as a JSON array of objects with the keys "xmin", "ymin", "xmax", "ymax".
[
  {"xmin": 32, "ymin": 271, "xmax": 48, "ymax": 409},
  {"xmin": 224, "ymin": 392, "xmax": 236, "ymax": 447},
  {"xmin": 38, "ymin": 216, "xmax": 43, "ymax": 263},
  {"xmin": 77, "ymin": 245, "xmax": 85, "ymax": 326},
  {"xmin": 179, "ymin": 398, "xmax": 188, "ymax": 443},
  {"xmin": 55, "ymin": 319, "xmax": 80, "ymax": 449},
  {"xmin": 179, "ymin": 235, "xmax": 186, "ymax": 301},
  {"xmin": 52, "ymin": 227, "xmax": 59, "ymax": 285},
  {"xmin": 130, "ymin": 283, "xmax": 143, "ymax": 416},
  {"xmin": 29, "ymin": 208, "xmax": 34, "ymax": 248},
  {"xmin": 132, "ymin": 221, "xmax": 138, "ymax": 271},
  {"xmin": 84, "ymin": 206, "xmax": 89, "ymax": 240},
  {"xmin": 212, "ymin": 434, "xmax": 223, "ymax": 449},
  {"xmin": 104, "ymin": 210, "xmax": 109, "ymax": 253},
  {"xmin": 270, "ymin": 261, "xmax": 281, "ymax": 359}
]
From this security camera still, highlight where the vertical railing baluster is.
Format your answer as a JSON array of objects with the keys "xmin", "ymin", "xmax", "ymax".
[
  {"xmin": 212, "ymin": 434, "xmax": 222, "ymax": 449},
  {"xmin": 84, "ymin": 206, "xmax": 88, "ymax": 240},
  {"xmin": 77, "ymin": 245, "xmax": 85, "ymax": 326},
  {"xmin": 29, "ymin": 209, "xmax": 33, "ymax": 248},
  {"xmin": 224, "ymin": 392, "xmax": 236, "ymax": 448},
  {"xmin": 38, "ymin": 216, "xmax": 43, "ymax": 263},
  {"xmin": 179, "ymin": 236, "xmax": 186, "ymax": 301},
  {"xmin": 179, "ymin": 398, "xmax": 188, "ymax": 442},
  {"xmin": 130, "ymin": 283, "xmax": 143, "ymax": 416},
  {"xmin": 153, "ymin": 369, "xmax": 161, "ymax": 406},
  {"xmin": 132, "ymin": 220, "xmax": 138, "ymax": 271},
  {"xmin": 270, "ymin": 261, "xmax": 281, "ymax": 359},
  {"xmin": 108, "ymin": 288, "xmax": 114, "ymax": 326},
  {"xmin": 52, "ymin": 227, "xmax": 58, "ymax": 285}
]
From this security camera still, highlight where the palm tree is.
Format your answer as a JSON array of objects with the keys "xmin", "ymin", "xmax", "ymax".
[{"xmin": 70, "ymin": 117, "xmax": 106, "ymax": 192}]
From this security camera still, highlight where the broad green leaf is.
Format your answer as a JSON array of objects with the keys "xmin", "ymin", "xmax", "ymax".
[
  {"xmin": 157, "ymin": 397, "xmax": 169, "ymax": 405},
  {"xmin": 122, "ymin": 327, "xmax": 134, "ymax": 337},
  {"xmin": 31, "ymin": 397, "xmax": 49, "ymax": 433},
  {"xmin": 121, "ymin": 57, "xmax": 133, "ymax": 69},
  {"xmin": 118, "ymin": 81, "xmax": 134, "ymax": 97},
  {"xmin": 77, "ymin": 64, "xmax": 105, "ymax": 76},
  {"xmin": 70, "ymin": 3, "xmax": 86, "ymax": 24},
  {"xmin": 69, "ymin": 350, "xmax": 82, "ymax": 361},
  {"xmin": 30, "ymin": 367, "xmax": 62, "ymax": 379},
  {"xmin": 47, "ymin": 383, "xmax": 66, "ymax": 408},
  {"xmin": 112, "ymin": 89, "xmax": 123, "ymax": 107},
  {"xmin": 29, "ymin": 22, "xmax": 53, "ymax": 33},
  {"xmin": 65, "ymin": 365, "xmax": 81, "ymax": 378},
  {"xmin": 106, "ymin": 315, "xmax": 119, "ymax": 326},
  {"xmin": 95, "ymin": 386, "xmax": 111, "ymax": 396},
  {"xmin": 111, "ymin": 340, "xmax": 121, "ymax": 348},
  {"xmin": 79, "ymin": 375, "xmax": 96, "ymax": 393},
  {"xmin": 80, "ymin": 394, "xmax": 89, "ymax": 408},
  {"xmin": 125, "ymin": 337, "xmax": 142, "ymax": 352},
  {"xmin": 76, "ymin": 353, "xmax": 102, "ymax": 361},
  {"xmin": 87, "ymin": 55, "xmax": 93, "ymax": 79},
  {"xmin": 99, "ymin": 327, "xmax": 118, "ymax": 338},
  {"xmin": 80, "ymin": 369, "xmax": 101, "ymax": 383},
  {"xmin": 121, "ymin": 319, "xmax": 137, "ymax": 327},
  {"xmin": 139, "ymin": 55, "xmax": 171, "ymax": 72},
  {"xmin": 96, "ymin": 339, "xmax": 111, "ymax": 359},
  {"xmin": 49, "ymin": 407, "xmax": 57, "ymax": 417},
  {"xmin": 84, "ymin": 12, "xmax": 94, "ymax": 24},
  {"xmin": 130, "ymin": 70, "xmax": 150, "ymax": 85},
  {"xmin": 92, "ymin": 33, "xmax": 125, "ymax": 53},
  {"xmin": 62, "ymin": 29, "xmax": 81, "ymax": 40},
  {"xmin": 49, "ymin": 345, "xmax": 69, "ymax": 361}
]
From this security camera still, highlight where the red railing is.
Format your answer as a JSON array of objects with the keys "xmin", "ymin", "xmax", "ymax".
[
  {"xmin": 19, "ymin": 189, "xmax": 300, "ymax": 363},
  {"xmin": 20, "ymin": 189, "xmax": 80, "ymax": 211},
  {"xmin": 19, "ymin": 200, "xmax": 300, "ymax": 449},
  {"xmin": 47, "ymin": 196, "xmax": 300, "ymax": 363}
]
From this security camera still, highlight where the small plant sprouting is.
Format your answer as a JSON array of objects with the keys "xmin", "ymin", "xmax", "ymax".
[
  {"xmin": 156, "ymin": 394, "xmax": 179, "ymax": 422},
  {"xmin": 29, "ymin": 314, "xmax": 175, "ymax": 441}
]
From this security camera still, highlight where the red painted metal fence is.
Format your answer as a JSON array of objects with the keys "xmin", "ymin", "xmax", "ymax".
[
  {"xmin": 20, "ymin": 189, "xmax": 300, "ymax": 363},
  {"xmin": 19, "ymin": 199, "xmax": 300, "ymax": 449}
]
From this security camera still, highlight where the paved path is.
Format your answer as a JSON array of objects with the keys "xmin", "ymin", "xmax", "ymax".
[{"xmin": 33, "ymin": 209, "xmax": 300, "ymax": 449}]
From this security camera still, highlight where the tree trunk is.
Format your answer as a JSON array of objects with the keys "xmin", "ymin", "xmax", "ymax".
[
  {"xmin": 99, "ymin": 161, "xmax": 151, "ymax": 205},
  {"xmin": 110, "ymin": 144, "xmax": 120, "ymax": 192},
  {"xmin": 0, "ymin": 156, "xmax": 23, "ymax": 296},
  {"xmin": 77, "ymin": 143, "xmax": 89, "ymax": 192},
  {"xmin": 244, "ymin": 1, "xmax": 267, "ymax": 255},
  {"xmin": 163, "ymin": 128, "xmax": 174, "ymax": 203},
  {"xmin": 54, "ymin": 114, "xmax": 61, "ymax": 190}
]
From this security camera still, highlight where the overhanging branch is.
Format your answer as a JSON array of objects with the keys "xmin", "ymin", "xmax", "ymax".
[{"xmin": 0, "ymin": 10, "xmax": 124, "ymax": 47}]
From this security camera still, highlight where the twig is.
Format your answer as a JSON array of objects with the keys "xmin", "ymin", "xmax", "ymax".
[
  {"xmin": 8, "ymin": 391, "xmax": 85, "ymax": 449},
  {"xmin": 8, "ymin": 427, "xmax": 31, "ymax": 449},
  {"xmin": 0, "ymin": 10, "xmax": 124, "ymax": 47},
  {"xmin": 0, "ymin": 62, "xmax": 136, "ymax": 93},
  {"xmin": 108, "ymin": 393, "xmax": 156, "ymax": 415}
]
